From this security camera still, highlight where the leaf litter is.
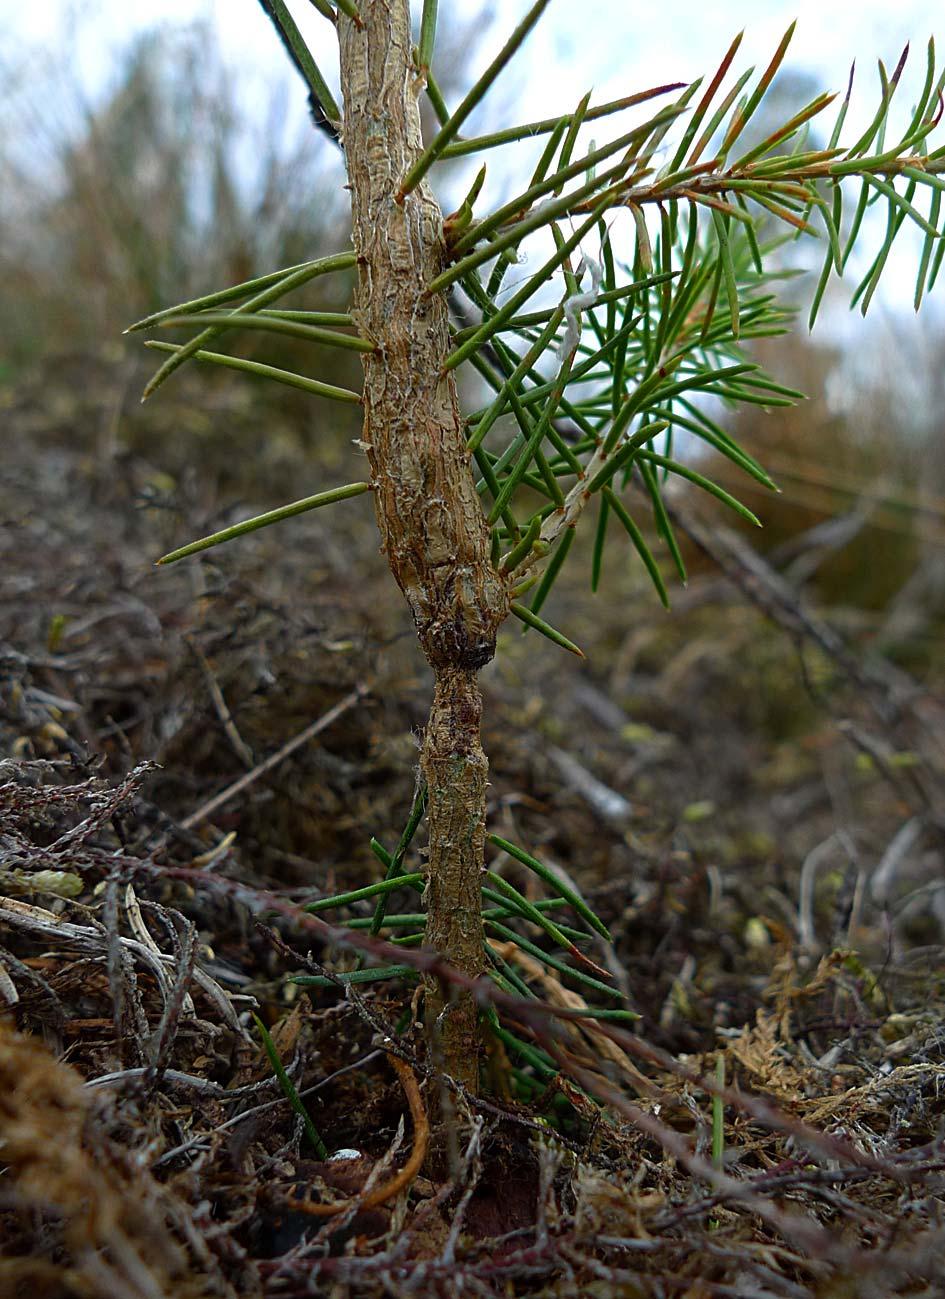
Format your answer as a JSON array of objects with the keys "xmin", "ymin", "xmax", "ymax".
[{"xmin": 1, "ymin": 353, "xmax": 944, "ymax": 1296}]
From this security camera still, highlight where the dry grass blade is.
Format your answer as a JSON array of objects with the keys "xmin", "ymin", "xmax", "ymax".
[
  {"xmin": 489, "ymin": 939, "xmax": 654, "ymax": 1096},
  {"xmin": 180, "ymin": 684, "xmax": 368, "ymax": 830}
]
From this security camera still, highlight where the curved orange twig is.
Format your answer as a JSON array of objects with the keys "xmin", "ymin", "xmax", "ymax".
[{"xmin": 287, "ymin": 1052, "xmax": 428, "ymax": 1218}]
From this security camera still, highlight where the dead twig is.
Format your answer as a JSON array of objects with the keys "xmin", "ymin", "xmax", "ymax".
[{"xmin": 180, "ymin": 683, "xmax": 368, "ymax": 830}]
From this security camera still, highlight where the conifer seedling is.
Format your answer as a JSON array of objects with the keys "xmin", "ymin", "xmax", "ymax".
[{"xmin": 132, "ymin": 1, "xmax": 945, "ymax": 1091}]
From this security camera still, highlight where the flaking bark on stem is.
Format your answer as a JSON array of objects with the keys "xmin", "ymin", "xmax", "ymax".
[
  {"xmin": 420, "ymin": 669, "xmax": 489, "ymax": 1089},
  {"xmin": 337, "ymin": 0, "xmax": 506, "ymax": 1090}
]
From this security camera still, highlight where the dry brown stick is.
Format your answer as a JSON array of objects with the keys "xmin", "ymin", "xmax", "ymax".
[
  {"xmin": 286, "ymin": 1053, "xmax": 428, "ymax": 1218},
  {"xmin": 180, "ymin": 683, "xmax": 368, "ymax": 831},
  {"xmin": 185, "ymin": 637, "xmax": 255, "ymax": 769}
]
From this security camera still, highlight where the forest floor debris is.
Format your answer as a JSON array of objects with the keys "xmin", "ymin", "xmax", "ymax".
[{"xmin": 2, "ymin": 357, "xmax": 944, "ymax": 1296}]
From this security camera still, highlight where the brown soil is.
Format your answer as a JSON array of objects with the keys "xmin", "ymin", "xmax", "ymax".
[{"xmin": 1, "ymin": 353, "xmax": 944, "ymax": 1297}]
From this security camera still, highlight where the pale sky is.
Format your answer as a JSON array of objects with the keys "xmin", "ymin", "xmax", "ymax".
[
  {"xmin": 4, "ymin": 0, "xmax": 944, "ymax": 359},
  {"xmin": 8, "ymin": 2, "xmax": 941, "ymax": 74},
  {"xmin": 9, "ymin": 1, "xmax": 942, "ymax": 127}
]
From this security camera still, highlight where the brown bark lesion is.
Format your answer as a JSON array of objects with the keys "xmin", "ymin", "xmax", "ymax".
[{"xmin": 337, "ymin": 1, "xmax": 508, "ymax": 1090}]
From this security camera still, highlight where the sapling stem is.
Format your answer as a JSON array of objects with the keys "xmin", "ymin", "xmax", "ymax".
[
  {"xmin": 135, "ymin": 2, "xmax": 945, "ymax": 1108},
  {"xmin": 337, "ymin": 0, "xmax": 508, "ymax": 1090}
]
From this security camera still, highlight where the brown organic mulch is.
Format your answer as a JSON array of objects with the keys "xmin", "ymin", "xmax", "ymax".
[{"xmin": 2, "ymin": 356, "xmax": 944, "ymax": 1297}]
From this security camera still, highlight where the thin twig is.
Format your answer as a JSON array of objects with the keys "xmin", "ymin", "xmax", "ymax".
[
  {"xmin": 186, "ymin": 638, "xmax": 255, "ymax": 769},
  {"xmin": 181, "ymin": 684, "xmax": 368, "ymax": 830}
]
